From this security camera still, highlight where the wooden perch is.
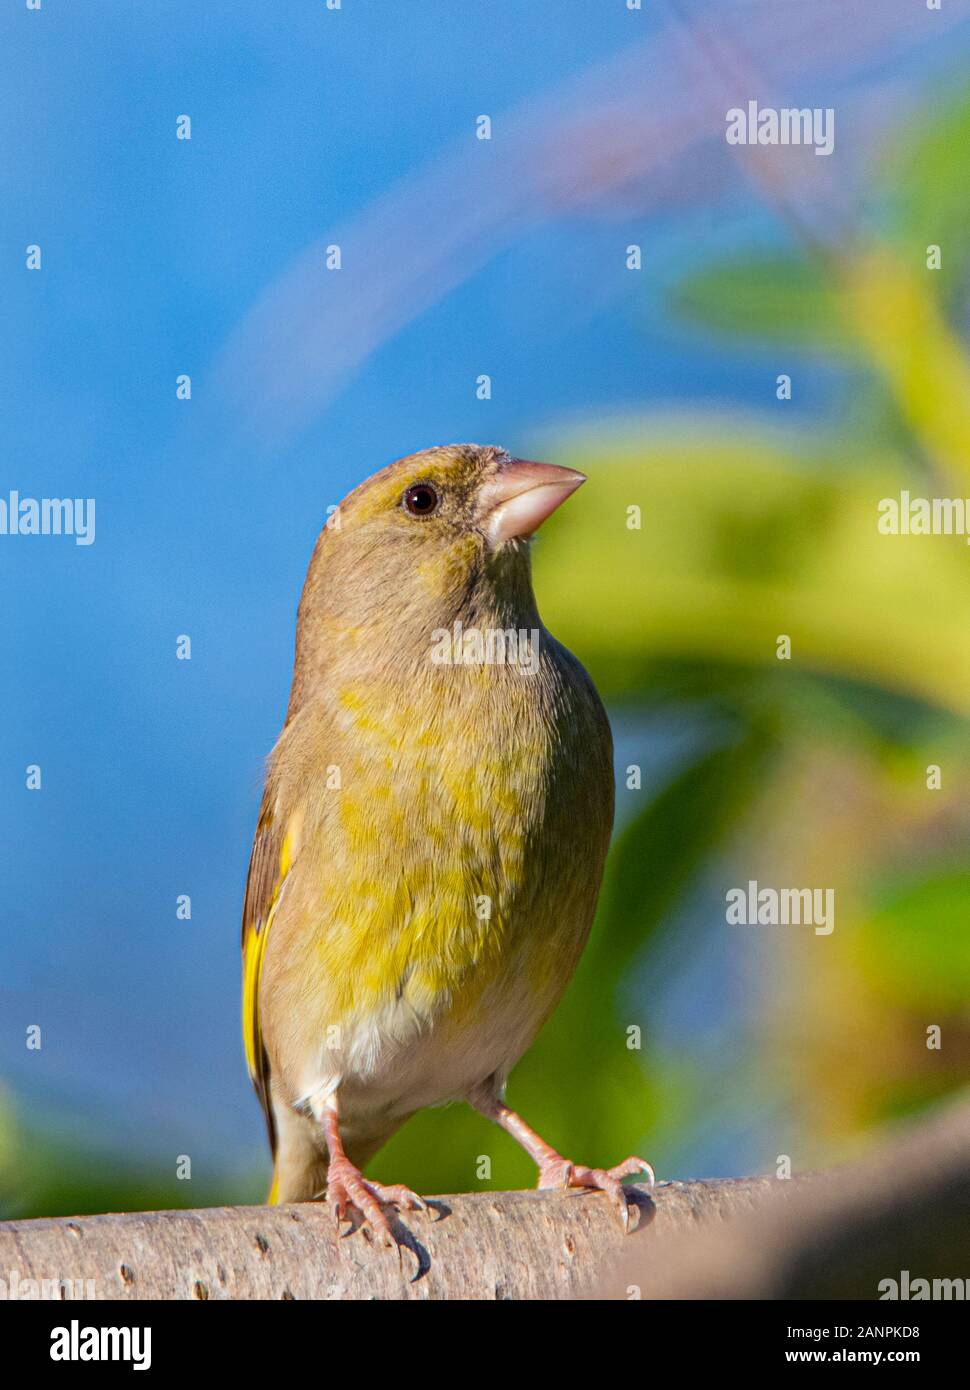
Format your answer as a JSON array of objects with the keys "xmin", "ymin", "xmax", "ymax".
[
  {"xmin": 599, "ymin": 1090, "xmax": 970, "ymax": 1301},
  {"xmin": 0, "ymin": 1177, "xmax": 774, "ymax": 1301},
  {"xmin": 2, "ymin": 1093, "xmax": 966, "ymax": 1300}
]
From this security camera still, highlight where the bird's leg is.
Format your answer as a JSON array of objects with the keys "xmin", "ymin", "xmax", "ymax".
[
  {"xmin": 470, "ymin": 1091, "xmax": 654, "ymax": 1231},
  {"xmin": 317, "ymin": 1097, "xmax": 425, "ymax": 1250}
]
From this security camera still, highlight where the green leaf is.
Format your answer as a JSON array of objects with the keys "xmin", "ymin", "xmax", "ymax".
[
  {"xmin": 534, "ymin": 431, "xmax": 970, "ymax": 719},
  {"xmin": 884, "ymin": 91, "xmax": 970, "ymax": 295},
  {"xmin": 862, "ymin": 870, "xmax": 970, "ymax": 1012},
  {"xmin": 670, "ymin": 256, "xmax": 857, "ymax": 353}
]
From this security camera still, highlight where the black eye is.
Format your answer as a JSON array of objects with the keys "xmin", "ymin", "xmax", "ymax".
[{"xmin": 403, "ymin": 483, "xmax": 440, "ymax": 517}]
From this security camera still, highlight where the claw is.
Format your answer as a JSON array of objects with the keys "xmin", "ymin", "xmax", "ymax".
[
  {"xmin": 610, "ymin": 1155, "xmax": 656, "ymax": 1188},
  {"xmin": 471, "ymin": 1095, "xmax": 654, "ymax": 1236},
  {"xmin": 536, "ymin": 1153, "xmax": 655, "ymax": 1233},
  {"xmin": 375, "ymin": 1183, "xmax": 427, "ymax": 1213},
  {"xmin": 325, "ymin": 1157, "xmax": 425, "ymax": 1254}
]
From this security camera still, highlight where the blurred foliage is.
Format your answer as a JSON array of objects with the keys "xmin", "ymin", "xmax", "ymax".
[
  {"xmin": 0, "ymin": 1090, "xmax": 260, "ymax": 1221},
  {"xmin": 381, "ymin": 92, "xmax": 970, "ymax": 1187},
  {"xmin": 7, "ymin": 87, "xmax": 970, "ymax": 1219},
  {"xmin": 883, "ymin": 94, "xmax": 970, "ymax": 300},
  {"xmin": 540, "ymin": 434, "xmax": 970, "ymax": 715},
  {"xmin": 673, "ymin": 256, "xmax": 855, "ymax": 353}
]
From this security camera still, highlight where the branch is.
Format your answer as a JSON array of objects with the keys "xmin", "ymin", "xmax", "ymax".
[
  {"xmin": 0, "ymin": 1178, "xmax": 771, "ymax": 1301},
  {"xmin": 3, "ymin": 1093, "xmax": 966, "ymax": 1300},
  {"xmin": 598, "ymin": 1091, "xmax": 970, "ymax": 1300}
]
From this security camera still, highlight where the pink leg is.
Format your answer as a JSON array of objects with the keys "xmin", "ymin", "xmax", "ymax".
[
  {"xmin": 472, "ymin": 1092, "xmax": 654, "ymax": 1231},
  {"xmin": 319, "ymin": 1102, "xmax": 425, "ymax": 1253}
]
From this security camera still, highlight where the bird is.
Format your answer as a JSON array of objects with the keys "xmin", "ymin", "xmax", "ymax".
[{"xmin": 241, "ymin": 443, "xmax": 652, "ymax": 1247}]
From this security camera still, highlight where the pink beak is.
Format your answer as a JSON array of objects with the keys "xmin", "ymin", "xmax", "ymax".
[{"xmin": 479, "ymin": 458, "xmax": 587, "ymax": 545}]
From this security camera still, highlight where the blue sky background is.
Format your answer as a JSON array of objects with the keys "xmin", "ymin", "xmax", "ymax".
[{"xmin": 3, "ymin": 1, "xmax": 969, "ymax": 1187}]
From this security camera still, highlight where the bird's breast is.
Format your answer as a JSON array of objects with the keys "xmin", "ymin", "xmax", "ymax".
[{"xmin": 265, "ymin": 644, "xmax": 613, "ymax": 1108}]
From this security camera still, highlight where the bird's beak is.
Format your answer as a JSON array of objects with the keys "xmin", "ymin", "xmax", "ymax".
[{"xmin": 479, "ymin": 458, "xmax": 587, "ymax": 545}]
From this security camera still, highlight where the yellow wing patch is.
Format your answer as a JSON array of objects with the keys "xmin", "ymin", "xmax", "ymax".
[{"xmin": 241, "ymin": 801, "xmax": 304, "ymax": 1157}]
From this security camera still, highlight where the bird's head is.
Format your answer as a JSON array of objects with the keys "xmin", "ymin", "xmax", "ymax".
[{"xmin": 294, "ymin": 445, "xmax": 585, "ymax": 662}]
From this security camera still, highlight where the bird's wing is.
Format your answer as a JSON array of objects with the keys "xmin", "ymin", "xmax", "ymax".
[{"xmin": 241, "ymin": 790, "xmax": 303, "ymax": 1159}]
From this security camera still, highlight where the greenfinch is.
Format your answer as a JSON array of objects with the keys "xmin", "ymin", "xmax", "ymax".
[{"xmin": 242, "ymin": 443, "xmax": 652, "ymax": 1244}]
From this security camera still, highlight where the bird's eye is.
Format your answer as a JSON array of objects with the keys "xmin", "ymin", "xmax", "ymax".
[{"xmin": 403, "ymin": 483, "xmax": 440, "ymax": 517}]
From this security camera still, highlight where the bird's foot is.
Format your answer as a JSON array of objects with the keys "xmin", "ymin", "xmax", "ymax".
[
  {"xmin": 326, "ymin": 1156, "xmax": 426, "ymax": 1254},
  {"xmin": 536, "ymin": 1153, "xmax": 655, "ymax": 1231}
]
